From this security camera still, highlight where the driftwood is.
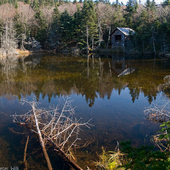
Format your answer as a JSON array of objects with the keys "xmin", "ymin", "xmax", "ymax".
[
  {"xmin": 32, "ymin": 103, "xmax": 53, "ymax": 170},
  {"xmin": 144, "ymin": 101, "xmax": 170, "ymax": 123},
  {"xmin": 23, "ymin": 136, "xmax": 29, "ymax": 170},
  {"xmin": 11, "ymin": 98, "xmax": 92, "ymax": 170}
]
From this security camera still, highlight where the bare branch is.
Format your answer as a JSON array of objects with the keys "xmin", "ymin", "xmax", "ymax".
[
  {"xmin": 144, "ymin": 100, "xmax": 170, "ymax": 122},
  {"xmin": 11, "ymin": 97, "xmax": 92, "ymax": 170}
]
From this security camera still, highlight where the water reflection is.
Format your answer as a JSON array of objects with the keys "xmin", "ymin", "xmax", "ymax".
[
  {"xmin": 0, "ymin": 54, "xmax": 169, "ymax": 105},
  {"xmin": 111, "ymin": 56, "xmax": 135, "ymax": 77},
  {"xmin": 0, "ymin": 54, "xmax": 170, "ymax": 168}
]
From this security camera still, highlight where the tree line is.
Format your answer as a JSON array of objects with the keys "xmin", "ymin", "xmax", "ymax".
[{"xmin": 0, "ymin": 0, "xmax": 170, "ymax": 53}]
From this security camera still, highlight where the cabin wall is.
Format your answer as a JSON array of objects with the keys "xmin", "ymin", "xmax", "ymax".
[{"xmin": 111, "ymin": 30, "xmax": 125, "ymax": 48}]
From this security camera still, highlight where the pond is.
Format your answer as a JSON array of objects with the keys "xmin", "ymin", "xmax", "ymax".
[{"xmin": 0, "ymin": 53, "xmax": 170, "ymax": 169}]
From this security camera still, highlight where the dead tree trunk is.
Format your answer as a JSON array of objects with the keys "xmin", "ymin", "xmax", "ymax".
[
  {"xmin": 0, "ymin": 21, "xmax": 18, "ymax": 56},
  {"xmin": 98, "ymin": 17, "xmax": 101, "ymax": 48},
  {"xmin": 23, "ymin": 136, "xmax": 29, "ymax": 170},
  {"xmin": 32, "ymin": 103, "xmax": 53, "ymax": 170},
  {"xmin": 106, "ymin": 26, "xmax": 111, "ymax": 49},
  {"xmin": 92, "ymin": 34, "xmax": 94, "ymax": 50},
  {"xmin": 11, "ymin": 99, "xmax": 92, "ymax": 170},
  {"xmin": 20, "ymin": 34, "xmax": 26, "ymax": 51},
  {"xmin": 87, "ymin": 55, "xmax": 89, "ymax": 77},
  {"xmin": 86, "ymin": 25, "xmax": 89, "ymax": 54},
  {"xmin": 151, "ymin": 27, "xmax": 156, "ymax": 54}
]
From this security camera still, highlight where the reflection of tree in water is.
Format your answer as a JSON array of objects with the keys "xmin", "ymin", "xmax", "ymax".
[
  {"xmin": 145, "ymin": 75, "xmax": 170, "ymax": 122},
  {"xmin": 0, "ymin": 56, "xmax": 18, "ymax": 78},
  {"xmin": 0, "ymin": 55, "xmax": 168, "ymax": 106},
  {"xmin": 129, "ymin": 88, "xmax": 140, "ymax": 103},
  {"xmin": 158, "ymin": 75, "xmax": 170, "ymax": 98},
  {"xmin": 0, "ymin": 55, "xmax": 40, "ymax": 99}
]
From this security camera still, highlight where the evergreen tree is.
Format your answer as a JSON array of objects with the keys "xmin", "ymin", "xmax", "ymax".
[
  {"xmin": 116, "ymin": 0, "xmax": 119, "ymax": 6},
  {"xmin": 59, "ymin": 10, "xmax": 73, "ymax": 44},
  {"xmin": 53, "ymin": 6, "xmax": 60, "ymax": 19},
  {"xmin": 72, "ymin": 4, "xmax": 82, "ymax": 42},
  {"xmin": 124, "ymin": 0, "xmax": 138, "ymax": 27},
  {"xmin": 163, "ymin": 0, "xmax": 170, "ymax": 6},
  {"xmin": 14, "ymin": 0, "xmax": 18, "ymax": 8},
  {"xmin": 24, "ymin": 0, "xmax": 30, "ymax": 4},
  {"xmin": 126, "ymin": 0, "xmax": 138, "ymax": 13},
  {"xmin": 45, "ymin": 6, "xmax": 60, "ymax": 49},
  {"xmin": 32, "ymin": 0, "xmax": 39, "ymax": 11},
  {"xmin": 151, "ymin": 0, "xmax": 156, "ymax": 10},
  {"xmin": 79, "ymin": 0, "xmax": 97, "ymax": 47},
  {"xmin": 13, "ymin": 13, "xmax": 25, "ymax": 36},
  {"xmin": 146, "ymin": 0, "xmax": 151, "ymax": 8},
  {"xmin": 34, "ymin": 10, "xmax": 48, "ymax": 47}
]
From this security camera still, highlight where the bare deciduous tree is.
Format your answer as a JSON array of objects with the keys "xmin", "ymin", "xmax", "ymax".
[
  {"xmin": 11, "ymin": 97, "xmax": 92, "ymax": 170},
  {"xmin": 58, "ymin": 3, "xmax": 83, "ymax": 16},
  {"xmin": 0, "ymin": 20, "xmax": 18, "ymax": 56}
]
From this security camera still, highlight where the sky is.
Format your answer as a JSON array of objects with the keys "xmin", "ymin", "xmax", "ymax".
[{"xmin": 109, "ymin": 0, "xmax": 163, "ymax": 5}]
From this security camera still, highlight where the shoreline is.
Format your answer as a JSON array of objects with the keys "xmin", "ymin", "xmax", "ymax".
[{"xmin": 0, "ymin": 48, "xmax": 170, "ymax": 58}]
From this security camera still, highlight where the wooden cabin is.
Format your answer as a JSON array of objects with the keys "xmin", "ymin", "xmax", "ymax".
[{"xmin": 110, "ymin": 27, "xmax": 135, "ymax": 48}]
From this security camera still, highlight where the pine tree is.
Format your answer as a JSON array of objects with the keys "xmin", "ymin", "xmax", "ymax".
[
  {"xmin": 59, "ymin": 10, "xmax": 73, "ymax": 44},
  {"xmin": 124, "ymin": 0, "xmax": 138, "ymax": 27},
  {"xmin": 151, "ymin": 0, "xmax": 156, "ymax": 10},
  {"xmin": 126, "ymin": 0, "xmax": 136, "ymax": 13},
  {"xmin": 53, "ymin": 6, "xmax": 60, "ymax": 20},
  {"xmin": 72, "ymin": 4, "xmax": 82, "ymax": 42},
  {"xmin": 14, "ymin": 0, "xmax": 18, "ymax": 8},
  {"xmin": 13, "ymin": 13, "xmax": 25, "ymax": 36},
  {"xmin": 32, "ymin": 0, "xmax": 39, "ymax": 11},
  {"xmin": 163, "ymin": 0, "xmax": 170, "ymax": 6},
  {"xmin": 34, "ymin": 10, "xmax": 48, "ymax": 47},
  {"xmin": 146, "ymin": 0, "xmax": 151, "ymax": 9},
  {"xmin": 45, "ymin": 6, "xmax": 60, "ymax": 49},
  {"xmin": 80, "ymin": 0, "xmax": 97, "ymax": 47},
  {"xmin": 116, "ymin": 0, "xmax": 119, "ymax": 6},
  {"xmin": 24, "ymin": 0, "xmax": 30, "ymax": 4}
]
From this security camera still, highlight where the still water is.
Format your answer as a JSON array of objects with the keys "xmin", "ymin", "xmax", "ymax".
[{"xmin": 0, "ymin": 54, "xmax": 170, "ymax": 169}]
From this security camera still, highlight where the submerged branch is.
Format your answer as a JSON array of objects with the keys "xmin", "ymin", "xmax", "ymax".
[
  {"xmin": 23, "ymin": 136, "xmax": 29, "ymax": 170},
  {"xmin": 11, "ymin": 97, "xmax": 92, "ymax": 170},
  {"xmin": 144, "ymin": 101, "xmax": 170, "ymax": 123}
]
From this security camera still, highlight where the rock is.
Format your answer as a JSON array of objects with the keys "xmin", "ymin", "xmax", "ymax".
[
  {"xmin": 71, "ymin": 47, "xmax": 80, "ymax": 53},
  {"xmin": 24, "ymin": 37, "xmax": 42, "ymax": 50}
]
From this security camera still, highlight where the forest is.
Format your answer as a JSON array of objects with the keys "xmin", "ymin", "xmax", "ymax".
[
  {"xmin": 1, "ymin": 1, "xmax": 170, "ymax": 169},
  {"xmin": 0, "ymin": 0, "xmax": 170, "ymax": 54}
]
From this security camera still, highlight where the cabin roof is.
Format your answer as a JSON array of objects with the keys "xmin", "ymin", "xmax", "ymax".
[{"xmin": 110, "ymin": 27, "xmax": 135, "ymax": 36}]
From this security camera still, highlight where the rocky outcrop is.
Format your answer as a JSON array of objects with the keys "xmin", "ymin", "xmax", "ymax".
[{"xmin": 24, "ymin": 38, "xmax": 42, "ymax": 51}]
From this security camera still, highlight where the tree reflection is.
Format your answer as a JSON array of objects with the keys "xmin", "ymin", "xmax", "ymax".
[{"xmin": 0, "ymin": 54, "xmax": 168, "ymax": 106}]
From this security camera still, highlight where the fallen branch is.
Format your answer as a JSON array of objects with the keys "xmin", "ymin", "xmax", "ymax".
[
  {"xmin": 11, "ymin": 97, "xmax": 92, "ymax": 170},
  {"xmin": 23, "ymin": 136, "xmax": 29, "ymax": 170},
  {"xmin": 32, "ymin": 103, "xmax": 53, "ymax": 170},
  {"xmin": 144, "ymin": 101, "xmax": 170, "ymax": 123}
]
